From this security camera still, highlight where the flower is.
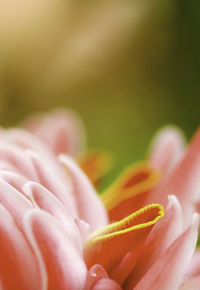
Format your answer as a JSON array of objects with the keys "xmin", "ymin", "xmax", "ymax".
[{"xmin": 0, "ymin": 110, "xmax": 199, "ymax": 289}]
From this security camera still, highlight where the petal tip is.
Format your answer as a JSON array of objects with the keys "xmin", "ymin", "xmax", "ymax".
[{"xmin": 192, "ymin": 212, "xmax": 199, "ymax": 229}]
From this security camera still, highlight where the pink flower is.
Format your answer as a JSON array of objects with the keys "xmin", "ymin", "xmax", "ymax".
[{"xmin": 0, "ymin": 111, "xmax": 199, "ymax": 289}]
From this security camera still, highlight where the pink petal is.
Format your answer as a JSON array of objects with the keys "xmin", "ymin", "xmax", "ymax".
[
  {"xmin": 0, "ymin": 160, "xmax": 17, "ymax": 172},
  {"xmin": 24, "ymin": 181, "xmax": 82, "ymax": 252},
  {"xmin": 110, "ymin": 252, "xmax": 138, "ymax": 285},
  {"xmin": 24, "ymin": 209, "xmax": 87, "ymax": 290},
  {"xmin": 91, "ymin": 278, "xmax": 122, "ymax": 290},
  {"xmin": 0, "ymin": 178, "xmax": 32, "ymax": 229},
  {"xmin": 23, "ymin": 108, "xmax": 86, "ymax": 156},
  {"xmin": 27, "ymin": 150, "xmax": 77, "ymax": 217},
  {"xmin": 132, "ymin": 213, "xmax": 199, "ymax": 290},
  {"xmin": 0, "ymin": 205, "xmax": 41, "ymax": 290},
  {"xmin": 76, "ymin": 219, "xmax": 91, "ymax": 242},
  {"xmin": 3, "ymin": 129, "xmax": 69, "ymax": 181},
  {"xmin": 59, "ymin": 154, "xmax": 108, "ymax": 231},
  {"xmin": 84, "ymin": 264, "xmax": 108, "ymax": 290},
  {"xmin": 0, "ymin": 170, "xmax": 28, "ymax": 193},
  {"xmin": 184, "ymin": 249, "xmax": 200, "ymax": 279},
  {"xmin": 147, "ymin": 129, "xmax": 200, "ymax": 225},
  {"xmin": 125, "ymin": 195, "xmax": 183, "ymax": 288},
  {"xmin": 3, "ymin": 129, "xmax": 52, "ymax": 154},
  {"xmin": 149, "ymin": 126, "xmax": 185, "ymax": 175},
  {"xmin": 0, "ymin": 144, "xmax": 38, "ymax": 180}
]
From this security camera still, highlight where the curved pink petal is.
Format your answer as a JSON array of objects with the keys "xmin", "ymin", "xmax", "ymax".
[
  {"xmin": 0, "ymin": 144, "xmax": 38, "ymax": 180},
  {"xmin": 3, "ymin": 128, "xmax": 69, "ymax": 181},
  {"xmin": 0, "ymin": 160, "xmax": 17, "ymax": 172},
  {"xmin": 91, "ymin": 278, "xmax": 122, "ymax": 290},
  {"xmin": 0, "ymin": 170, "xmax": 28, "ymax": 193},
  {"xmin": 0, "ymin": 205, "xmax": 41, "ymax": 290},
  {"xmin": 76, "ymin": 219, "xmax": 91, "ymax": 242},
  {"xmin": 24, "ymin": 181, "xmax": 82, "ymax": 252},
  {"xmin": 59, "ymin": 154, "xmax": 108, "ymax": 231},
  {"xmin": 184, "ymin": 249, "xmax": 200, "ymax": 279},
  {"xmin": 125, "ymin": 195, "xmax": 183, "ymax": 288},
  {"xmin": 24, "ymin": 209, "xmax": 87, "ymax": 290},
  {"xmin": 149, "ymin": 126, "xmax": 185, "ymax": 175},
  {"xmin": 132, "ymin": 213, "xmax": 199, "ymax": 290},
  {"xmin": 84, "ymin": 264, "xmax": 108, "ymax": 290},
  {"xmin": 27, "ymin": 150, "xmax": 77, "ymax": 218},
  {"xmin": 0, "ymin": 178, "xmax": 32, "ymax": 229},
  {"xmin": 147, "ymin": 129, "xmax": 200, "ymax": 225},
  {"xmin": 23, "ymin": 108, "xmax": 86, "ymax": 156}
]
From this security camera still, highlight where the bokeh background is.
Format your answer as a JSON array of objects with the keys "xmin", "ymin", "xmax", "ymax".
[{"xmin": 0, "ymin": 0, "xmax": 199, "ymax": 182}]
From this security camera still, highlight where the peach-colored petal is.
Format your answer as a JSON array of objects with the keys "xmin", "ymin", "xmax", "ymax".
[
  {"xmin": 125, "ymin": 195, "xmax": 183, "ymax": 288},
  {"xmin": 0, "ymin": 170, "xmax": 28, "ymax": 193},
  {"xmin": 59, "ymin": 154, "xmax": 108, "ymax": 231},
  {"xmin": 184, "ymin": 249, "xmax": 200, "ymax": 279},
  {"xmin": 76, "ymin": 219, "xmax": 91, "ymax": 242},
  {"xmin": 3, "ymin": 128, "xmax": 69, "ymax": 182},
  {"xmin": 0, "ymin": 205, "xmax": 41, "ymax": 290},
  {"xmin": 27, "ymin": 150, "xmax": 77, "ymax": 218},
  {"xmin": 149, "ymin": 126, "xmax": 185, "ymax": 175},
  {"xmin": 2, "ymin": 128, "xmax": 52, "ymax": 155},
  {"xmin": 131, "ymin": 213, "xmax": 199, "ymax": 290},
  {"xmin": 0, "ymin": 178, "xmax": 32, "ymax": 229},
  {"xmin": 147, "ymin": 129, "xmax": 200, "ymax": 225},
  {"xmin": 101, "ymin": 163, "xmax": 160, "ymax": 221},
  {"xmin": 25, "ymin": 209, "xmax": 87, "ymax": 290},
  {"xmin": 91, "ymin": 278, "xmax": 122, "ymax": 290},
  {"xmin": 0, "ymin": 144, "xmax": 38, "ymax": 180},
  {"xmin": 0, "ymin": 160, "xmax": 17, "ymax": 172},
  {"xmin": 23, "ymin": 108, "xmax": 86, "ymax": 156},
  {"xmin": 24, "ymin": 181, "xmax": 82, "ymax": 252},
  {"xmin": 84, "ymin": 204, "xmax": 164, "ymax": 274},
  {"xmin": 84, "ymin": 264, "xmax": 108, "ymax": 290},
  {"xmin": 110, "ymin": 252, "xmax": 138, "ymax": 285}
]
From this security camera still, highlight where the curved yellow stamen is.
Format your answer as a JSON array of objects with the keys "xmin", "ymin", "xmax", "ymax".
[
  {"xmin": 84, "ymin": 204, "xmax": 164, "ymax": 271},
  {"xmin": 87, "ymin": 203, "xmax": 164, "ymax": 243}
]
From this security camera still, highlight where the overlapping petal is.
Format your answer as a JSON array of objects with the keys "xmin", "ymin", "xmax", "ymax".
[
  {"xmin": 125, "ymin": 195, "xmax": 183, "ymax": 288},
  {"xmin": 147, "ymin": 129, "xmax": 200, "ymax": 225},
  {"xmin": 0, "ymin": 205, "xmax": 41, "ymax": 290},
  {"xmin": 131, "ymin": 213, "xmax": 199, "ymax": 290},
  {"xmin": 27, "ymin": 150, "xmax": 77, "ymax": 218},
  {"xmin": 60, "ymin": 154, "xmax": 108, "ymax": 231},
  {"xmin": 0, "ymin": 178, "xmax": 32, "ymax": 229},
  {"xmin": 0, "ymin": 144, "xmax": 38, "ymax": 180},
  {"xmin": 24, "ymin": 209, "xmax": 87, "ymax": 290},
  {"xmin": 23, "ymin": 181, "xmax": 82, "ymax": 252}
]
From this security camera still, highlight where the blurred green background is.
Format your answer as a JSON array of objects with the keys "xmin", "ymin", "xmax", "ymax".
[{"xmin": 0, "ymin": 0, "xmax": 199, "ymax": 180}]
